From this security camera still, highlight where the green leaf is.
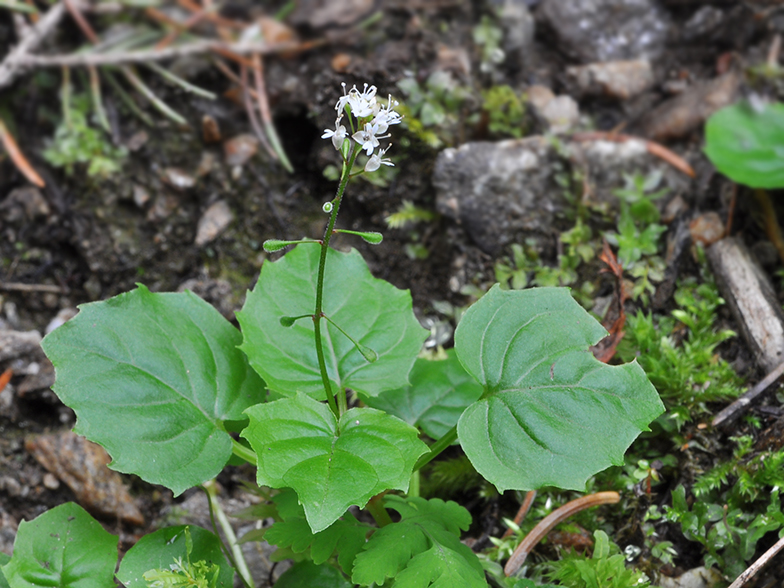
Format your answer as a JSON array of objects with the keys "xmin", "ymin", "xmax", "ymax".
[
  {"xmin": 364, "ymin": 349, "xmax": 483, "ymax": 440},
  {"xmin": 263, "ymin": 490, "xmax": 370, "ymax": 575},
  {"xmin": 352, "ymin": 496, "xmax": 484, "ymax": 587},
  {"xmin": 242, "ymin": 393, "xmax": 428, "ymax": 532},
  {"xmin": 237, "ymin": 245, "xmax": 428, "ymax": 399},
  {"xmin": 274, "ymin": 561, "xmax": 352, "ymax": 588},
  {"xmin": 333, "ymin": 229, "xmax": 384, "ymax": 244},
  {"xmin": 117, "ymin": 525, "xmax": 233, "ymax": 588},
  {"xmin": 704, "ymin": 101, "xmax": 784, "ymax": 189},
  {"xmin": 41, "ymin": 285, "xmax": 265, "ymax": 495},
  {"xmin": 394, "ymin": 546, "xmax": 488, "ymax": 588},
  {"xmin": 1, "ymin": 503, "xmax": 118, "ymax": 588},
  {"xmin": 454, "ymin": 286, "xmax": 664, "ymax": 492},
  {"xmin": 0, "ymin": 554, "xmax": 9, "ymax": 588}
]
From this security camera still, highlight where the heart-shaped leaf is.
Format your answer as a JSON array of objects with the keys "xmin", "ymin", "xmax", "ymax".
[
  {"xmin": 1, "ymin": 503, "xmax": 117, "ymax": 588},
  {"xmin": 237, "ymin": 245, "xmax": 428, "ymax": 399},
  {"xmin": 242, "ymin": 393, "xmax": 429, "ymax": 532},
  {"xmin": 455, "ymin": 286, "xmax": 663, "ymax": 492},
  {"xmin": 704, "ymin": 101, "xmax": 784, "ymax": 189},
  {"xmin": 363, "ymin": 350, "xmax": 483, "ymax": 440},
  {"xmin": 42, "ymin": 285, "xmax": 265, "ymax": 495}
]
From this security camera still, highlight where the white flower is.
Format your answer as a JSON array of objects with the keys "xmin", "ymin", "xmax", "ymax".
[
  {"xmin": 346, "ymin": 83, "xmax": 377, "ymax": 118},
  {"xmin": 352, "ymin": 122, "xmax": 380, "ymax": 156},
  {"xmin": 365, "ymin": 145, "xmax": 394, "ymax": 173},
  {"xmin": 322, "ymin": 118, "xmax": 348, "ymax": 150}
]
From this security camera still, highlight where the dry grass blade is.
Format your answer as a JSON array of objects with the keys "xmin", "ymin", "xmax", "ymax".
[
  {"xmin": 504, "ymin": 491, "xmax": 620, "ymax": 576},
  {"xmin": 0, "ymin": 117, "xmax": 45, "ymax": 187}
]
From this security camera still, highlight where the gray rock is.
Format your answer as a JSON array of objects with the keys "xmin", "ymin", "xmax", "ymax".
[
  {"xmin": 0, "ymin": 329, "xmax": 41, "ymax": 362},
  {"xmin": 539, "ymin": 0, "xmax": 671, "ymax": 63},
  {"xmin": 195, "ymin": 200, "xmax": 234, "ymax": 247},
  {"xmin": 433, "ymin": 138, "xmax": 567, "ymax": 254},
  {"xmin": 492, "ymin": 0, "xmax": 536, "ymax": 59},
  {"xmin": 566, "ymin": 59, "xmax": 655, "ymax": 100}
]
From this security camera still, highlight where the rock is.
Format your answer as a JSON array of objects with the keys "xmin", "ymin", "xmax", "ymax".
[
  {"xmin": 195, "ymin": 200, "xmax": 234, "ymax": 246},
  {"xmin": 45, "ymin": 307, "xmax": 78, "ymax": 334},
  {"xmin": 539, "ymin": 0, "xmax": 671, "ymax": 63},
  {"xmin": 682, "ymin": 6, "xmax": 725, "ymax": 41},
  {"xmin": 202, "ymin": 115, "xmax": 221, "ymax": 144},
  {"xmin": 223, "ymin": 134, "xmax": 259, "ymax": 167},
  {"xmin": 25, "ymin": 430, "xmax": 144, "ymax": 526},
  {"xmin": 638, "ymin": 70, "xmax": 740, "ymax": 141},
  {"xmin": 433, "ymin": 137, "xmax": 567, "ymax": 254},
  {"xmin": 689, "ymin": 212, "xmax": 724, "ymax": 246},
  {"xmin": 0, "ymin": 505, "xmax": 17, "ymax": 556},
  {"xmin": 658, "ymin": 566, "xmax": 723, "ymax": 588},
  {"xmin": 662, "ymin": 194, "xmax": 689, "ymax": 224},
  {"xmin": 132, "ymin": 184, "xmax": 150, "ymax": 208},
  {"xmin": 0, "ymin": 186, "xmax": 50, "ymax": 223},
  {"xmin": 290, "ymin": 0, "xmax": 373, "ymax": 29},
  {"xmin": 494, "ymin": 0, "xmax": 535, "ymax": 61},
  {"xmin": 162, "ymin": 167, "xmax": 196, "ymax": 191},
  {"xmin": 566, "ymin": 59, "xmax": 655, "ymax": 100},
  {"xmin": 0, "ymin": 329, "xmax": 41, "ymax": 362},
  {"xmin": 178, "ymin": 277, "xmax": 237, "ymax": 320},
  {"xmin": 527, "ymin": 86, "xmax": 580, "ymax": 133}
]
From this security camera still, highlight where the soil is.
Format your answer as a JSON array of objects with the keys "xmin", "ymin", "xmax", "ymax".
[{"xmin": 1, "ymin": 1, "xmax": 784, "ymax": 587}]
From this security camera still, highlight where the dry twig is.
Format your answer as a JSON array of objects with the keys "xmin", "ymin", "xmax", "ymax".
[{"xmin": 727, "ymin": 535, "xmax": 784, "ymax": 588}]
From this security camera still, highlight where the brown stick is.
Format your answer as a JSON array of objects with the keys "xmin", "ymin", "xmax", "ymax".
[
  {"xmin": 0, "ymin": 1, "xmax": 66, "ymax": 89},
  {"xmin": 502, "ymin": 490, "xmax": 537, "ymax": 539},
  {"xmin": 504, "ymin": 491, "xmax": 620, "ymax": 576},
  {"xmin": 727, "ymin": 535, "xmax": 784, "ymax": 588},
  {"xmin": 63, "ymin": 0, "xmax": 98, "ymax": 43},
  {"xmin": 8, "ymin": 38, "xmax": 323, "ymax": 70},
  {"xmin": 0, "ymin": 282, "xmax": 66, "ymax": 293},
  {"xmin": 712, "ymin": 360, "xmax": 784, "ymax": 428}
]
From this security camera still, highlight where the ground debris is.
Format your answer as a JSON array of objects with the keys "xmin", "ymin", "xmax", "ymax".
[{"xmin": 25, "ymin": 430, "xmax": 145, "ymax": 526}]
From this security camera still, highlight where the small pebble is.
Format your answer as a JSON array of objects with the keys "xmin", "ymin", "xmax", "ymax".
[
  {"xmin": 126, "ymin": 131, "xmax": 149, "ymax": 151},
  {"xmin": 202, "ymin": 115, "xmax": 221, "ymax": 144},
  {"xmin": 567, "ymin": 59, "xmax": 654, "ymax": 100},
  {"xmin": 223, "ymin": 134, "xmax": 259, "ymax": 167},
  {"xmin": 689, "ymin": 212, "xmax": 725, "ymax": 246},
  {"xmin": 162, "ymin": 167, "xmax": 196, "ymax": 191},
  {"xmin": 133, "ymin": 184, "xmax": 150, "ymax": 208},
  {"xmin": 195, "ymin": 201, "xmax": 234, "ymax": 246},
  {"xmin": 42, "ymin": 472, "xmax": 60, "ymax": 490}
]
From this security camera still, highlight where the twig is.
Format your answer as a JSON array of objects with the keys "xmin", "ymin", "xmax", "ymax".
[
  {"xmin": 8, "ymin": 38, "xmax": 323, "ymax": 70},
  {"xmin": 119, "ymin": 65, "xmax": 188, "ymax": 126},
  {"xmin": 727, "ymin": 535, "xmax": 784, "ymax": 588},
  {"xmin": 0, "ymin": 1, "xmax": 66, "ymax": 89},
  {"xmin": 502, "ymin": 490, "xmax": 537, "ymax": 539},
  {"xmin": 143, "ymin": 61, "xmax": 217, "ymax": 100},
  {"xmin": 712, "ymin": 360, "xmax": 784, "ymax": 428},
  {"xmin": 240, "ymin": 61, "xmax": 275, "ymax": 161},
  {"xmin": 504, "ymin": 491, "xmax": 620, "ymax": 576},
  {"xmin": 571, "ymin": 131, "xmax": 696, "ymax": 178},
  {"xmin": 63, "ymin": 0, "xmax": 98, "ymax": 43},
  {"xmin": 0, "ymin": 281, "xmax": 66, "ymax": 293}
]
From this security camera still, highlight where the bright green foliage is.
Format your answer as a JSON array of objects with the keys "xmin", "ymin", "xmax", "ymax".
[
  {"xmin": 704, "ymin": 101, "xmax": 784, "ymax": 188},
  {"xmin": 238, "ymin": 245, "xmax": 428, "ymax": 399},
  {"xmin": 618, "ymin": 277, "xmax": 742, "ymax": 424},
  {"xmin": 546, "ymin": 530, "xmax": 650, "ymax": 588},
  {"xmin": 263, "ymin": 489, "xmax": 370, "ymax": 575},
  {"xmin": 242, "ymin": 393, "xmax": 428, "ymax": 532},
  {"xmin": 351, "ymin": 496, "xmax": 485, "ymax": 587},
  {"xmin": 274, "ymin": 561, "xmax": 352, "ymax": 588},
  {"xmin": 385, "ymin": 200, "xmax": 437, "ymax": 229},
  {"xmin": 363, "ymin": 350, "xmax": 483, "ymax": 440},
  {"xmin": 482, "ymin": 85, "xmax": 525, "ymax": 138},
  {"xmin": 1, "ymin": 503, "xmax": 118, "ymax": 588},
  {"xmin": 41, "ymin": 285, "xmax": 264, "ymax": 495},
  {"xmin": 663, "ymin": 486, "xmax": 784, "ymax": 578},
  {"xmin": 454, "ymin": 286, "xmax": 664, "ymax": 491},
  {"xmin": 397, "ymin": 72, "xmax": 470, "ymax": 147},
  {"xmin": 473, "ymin": 15, "xmax": 505, "ymax": 72},
  {"xmin": 43, "ymin": 93, "xmax": 127, "ymax": 177},
  {"xmin": 694, "ymin": 436, "xmax": 784, "ymax": 505},
  {"xmin": 0, "ymin": 553, "xmax": 9, "ymax": 588},
  {"xmin": 117, "ymin": 526, "xmax": 232, "ymax": 588}
]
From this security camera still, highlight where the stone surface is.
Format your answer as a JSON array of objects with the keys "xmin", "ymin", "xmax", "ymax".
[
  {"xmin": 433, "ymin": 137, "xmax": 566, "ymax": 254},
  {"xmin": 638, "ymin": 70, "xmax": 740, "ymax": 141},
  {"xmin": 25, "ymin": 430, "xmax": 145, "ymax": 526},
  {"xmin": 0, "ymin": 329, "xmax": 41, "ymax": 362},
  {"xmin": 566, "ymin": 59, "xmax": 655, "ymax": 100},
  {"xmin": 195, "ymin": 200, "xmax": 235, "ymax": 246},
  {"xmin": 527, "ymin": 86, "xmax": 580, "ymax": 133},
  {"xmin": 223, "ymin": 134, "xmax": 258, "ymax": 167},
  {"xmin": 539, "ymin": 0, "xmax": 671, "ymax": 63},
  {"xmin": 494, "ymin": 0, "xmax": 536, "ymax": 61}
]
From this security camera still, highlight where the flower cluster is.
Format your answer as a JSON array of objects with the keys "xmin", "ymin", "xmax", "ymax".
[{"xmin": 322, "ymin": 83, "xmax": 402, "ymax": 173}]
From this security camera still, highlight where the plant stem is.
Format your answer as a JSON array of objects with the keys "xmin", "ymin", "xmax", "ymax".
[
  {"xmin": 314, "ymin": 144, "xmax": 360, "ymax": 417},
  {"xmin": 413, "ymin": 425, "xmax": 458, "ymax": 471},
  {"xmin": 366, "ymin": 493, "xmax": 393, "ymax": 527},
  {"xmin": 203, "ymin": 480, "xmax": 255, "ymax": 588},
  {"xmin": 231, "ymin": 438, "xmax": 257, "ymax": 465}
]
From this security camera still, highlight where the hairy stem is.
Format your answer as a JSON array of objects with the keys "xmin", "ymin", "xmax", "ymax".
[
  {"xmin": 314, "ymin": 144, "xmax": 360, "ymax": 417},
  {"xmin": 203, "ymin": 480, "xmax": 255, "ymax": 588}
]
